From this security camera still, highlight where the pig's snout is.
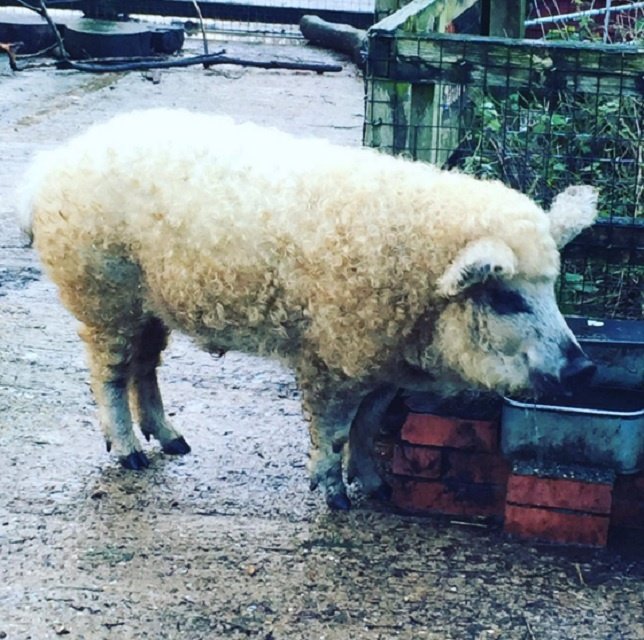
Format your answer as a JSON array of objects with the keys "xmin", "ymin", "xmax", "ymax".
[
  {"xmin": 560, "ymin": 343, "xmax": 596, "ymax": 389},
  {"xmin": 528, "ymin": 342, "xmax": 596, "ymax": 397}
]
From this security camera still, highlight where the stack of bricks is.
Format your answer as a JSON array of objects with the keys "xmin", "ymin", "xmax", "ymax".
[
  {"xmin": 390, "ymin": 410, "xmax": 510, "ymax": 520},
  {"xmin": 504, "ymin": 462, "xmax": 614, "ymax": 547},
  {"xmin": 387, "ymin": 401, "xmax": 644, "ymax": 548}
]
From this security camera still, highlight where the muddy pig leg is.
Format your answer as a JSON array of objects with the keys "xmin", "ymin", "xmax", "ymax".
[
  {"xmin": 301, "ymin": 388, "xmax": 356, "ymax": 511},
  {"xmin": 129, "ymin": 317, "xmax": 190, "ymax": 456},
  {"xmin": 346, "ymin": 385, "xmax": 398, "ymax": 499},
  {"xmin": 296, "ymin": 361, "xmax": 372, "ymax": 510},
  {"xmin": 80, "ymin": 324, "xmax": 149, "ymax": 470}
]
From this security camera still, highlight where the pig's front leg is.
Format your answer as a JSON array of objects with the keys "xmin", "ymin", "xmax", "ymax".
[
  {"xmin": 300, "ymin": 389, "xmax": 357, "ymax": 510},
  {"xmin": 296, "ymin": 362, "xmax": 371, "ymax": 510},
  {"xmin": 346, "ymin": 385, "xmax": 399, "ymax": 498}
]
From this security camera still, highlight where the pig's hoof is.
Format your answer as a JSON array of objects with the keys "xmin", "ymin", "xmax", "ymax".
[
  {"xmin": 120, "ymin": 450, "xmax": 150, "ymax": 470},
  {"xmin": 370, "ymin": 482, "xmax": 392, "ymax": 502},
  {"xmin": 163, "ymin": 436, "xmax": 191, "ymax": 456},
  {"xmin": 331, "ymin": 435, "xmax": 347, "ymax": 454},
  {"xmin": 326, "ymin": 490, "xmax": 351, "ymax": 511}
]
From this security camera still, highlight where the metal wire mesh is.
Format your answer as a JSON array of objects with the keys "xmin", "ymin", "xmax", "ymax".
[
  {"xmin": 364, "ymin": 30, "xmax": 643, "ymax": 319},
  {"xmin": 0, "ymin": 1, "xmax": 376, "ymax": 37},
  {"xmin": 526, "ymin": 0, "xmax": 644, "ymax": 43}
]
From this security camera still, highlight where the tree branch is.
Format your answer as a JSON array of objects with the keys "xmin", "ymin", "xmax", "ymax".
[
  {"xmin": 17, "ymin": 0, "xmax": 70, "ymax": 60},
  {"xmin": 56, "ymin": 52, "xmax": 342, "ymax": 74},
  {"xmin": 299, "ymin": 15, "xmax": 366, "ymax": 69}
]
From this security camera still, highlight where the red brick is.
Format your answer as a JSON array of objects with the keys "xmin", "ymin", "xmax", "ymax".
[
  {"xmin": 443, "ymin": 450, "xmax": 510, "ymax": 485},
  {"xmin": 504, "ymin": 504, "xmax": 609, "ymax": 547},
  {"xmin": 400, "ymin": 412, "xmax": 499, "ymax": 451},
  {"xmin": 391, "ymin": 477, "xmax": 506, "ymax": 517},
  {"xmin": 506, "ymin": 474, "xmax": 613, "ymax": 514},
  {"xmin": 392, "ymin": 444, "xmax": 442, "ymax": 479}
]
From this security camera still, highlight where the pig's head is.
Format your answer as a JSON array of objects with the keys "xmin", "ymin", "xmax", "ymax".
[{"xmin": 408, "ymin": 186, "xmax": 598, "ymax": 398}]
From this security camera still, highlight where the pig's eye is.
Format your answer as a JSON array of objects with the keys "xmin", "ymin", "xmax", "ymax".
[
  {"xmin": 469, "ymin": 284, "xmax": 533, "ymax": 315},
  {"xmin": 486, "ymin": 287, "xmax": 532, "ymax": 315}
]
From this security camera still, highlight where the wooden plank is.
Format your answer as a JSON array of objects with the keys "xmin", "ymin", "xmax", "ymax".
[
  {"xmin": 409, "ymin": 83, "xmax": 437, "ymax": 161},
  {"xmin": 364, "ymin": 79, "xmax": 412, "ymax": 155},
  {"xmin": 393, "ymin": 32, "xmax": 644, "ymax": 77},
  {"xmin": 366, "ymin": 69, "xmax": 466, "ymax": 165},
  {"xmin": 375, "ymin": 0, "xmax": 410, "ymax": 23},
  {"xmin": 371, "ymin": 0, "xmax": 479, "ymax": 34},
  {"xmin": 382, "ymin": 32, "xmax": 644, "ymax": 96},
  {"xmin": 368, "ymin": 2, "xmax": 480, "ymax": 167},
  {"xmin": 486, "ymin": 0, "xmax": 526, "ymax": 38}
]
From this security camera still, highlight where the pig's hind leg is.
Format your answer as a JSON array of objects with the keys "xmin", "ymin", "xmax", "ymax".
[
  {"xmin": 128, "ymin": 317, "xmax": 190, "ymax": 456},
  {"xmin": 80, "ymin": 323, "xmax": 150, "ymax": 470}
]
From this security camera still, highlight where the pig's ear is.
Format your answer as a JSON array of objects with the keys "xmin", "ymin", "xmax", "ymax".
[
  {"xmin": 549, "ymin": 185, "xmax": 598, "ymax": 249},
  {"xmin": 437, "ymin": 238, "xmax": 517, "ymax": 298}
]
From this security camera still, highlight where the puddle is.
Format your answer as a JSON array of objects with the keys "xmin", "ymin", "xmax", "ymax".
[{"xmin": 0, "ymin": 264, "xmax": 41, "ymax": 295}]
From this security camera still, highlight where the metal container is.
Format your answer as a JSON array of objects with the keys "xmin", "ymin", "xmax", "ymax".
[
  {"xmin": 502, "ymin": 388, "xmax": 644, "ymax": 474},
  {"xmin": 566, "ymin": 317, "xmax": 644, "ymax": 390}
]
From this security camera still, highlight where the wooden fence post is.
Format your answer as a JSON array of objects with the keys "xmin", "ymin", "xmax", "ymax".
[
  {"xmin": 375, "ymin": 1, "xmax": 411, "ymax": 24},
  {"xmin": 483, "ymin": 0, "xmax": 526, "ymax": 37},
  {"xmin": 366, "ymin": 0, "xmax": 481, "ymax": 165}
]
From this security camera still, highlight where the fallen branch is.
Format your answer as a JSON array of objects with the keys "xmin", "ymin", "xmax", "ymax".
[
  {"xmin": 190, "ymin": 0, "xmax": 209, "ymax": 60},
  {"xmin": 56, "ymin": 53, "xmax": 342, "ymax": 74},
  {"xmin": 13, "ymin": 42, "xmax": 57, "ymax": 59},
  {"xmin": 61, "ymin": 51, "xmax": 224, "ymax": 66},
  {"xmin": 0, "ymin": 43, "xmax": 19, "ymax": 71},
  {"xmin": 299, "ymin": 14, "xmax": 366, "ymax": 69},
  {"xmin": 17, "ymin": 0, "xmax": 70, "ymax": 59}
]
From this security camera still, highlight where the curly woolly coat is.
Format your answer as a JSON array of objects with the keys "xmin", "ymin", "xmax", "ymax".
[{"xmin": 18, "ymin": 109, "xmax": 597, "ymax": 509}]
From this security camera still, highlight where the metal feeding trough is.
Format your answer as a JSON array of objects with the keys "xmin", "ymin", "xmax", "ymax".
[
  {"xmin": 502, "ymin": 388, "xmax": 644, "ymax": 474},
  {"xmin": 502, "ymin": 317, "xmax": 644, "ymax": 474},
  {"xmin": 566, "ymin": 317, "xmax": 644, "ymax": 390}
]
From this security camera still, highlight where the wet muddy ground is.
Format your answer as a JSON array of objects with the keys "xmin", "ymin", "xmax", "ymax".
[{"xmin": 0, "ymin": 38, "xmax": 642, "ymax": 640}]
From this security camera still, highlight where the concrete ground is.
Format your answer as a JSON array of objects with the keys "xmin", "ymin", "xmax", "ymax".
[{"xmin": 0, "ymin": 38, "xmax": 642, "ymax": 640}]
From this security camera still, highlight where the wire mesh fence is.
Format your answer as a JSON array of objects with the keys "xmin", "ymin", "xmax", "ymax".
[
  {"xmin": 364, "ymin": 29, "xmax": 643, "ymax": 320},
  {"xmin": 526, "ymin": 0, "xmax": 644, "ymax": 43},
  {"xmin": 0, "ymin": 1, "xmax": 376, "ymax": 38}
]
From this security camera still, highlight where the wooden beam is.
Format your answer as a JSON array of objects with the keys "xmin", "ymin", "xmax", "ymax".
[
  {"xmin": 299, "ymin": 15, "xmax": 366, "ymax": 68},
  {"xmin": 486, "ymin": 0, "xmax": 526, "ymax": 38},
  {"xmin": 371, "ymin": 0, "xmax": 479, "ymax": 34},
  {"xmin": 367, "ymin": 0, "xmax": 481, "ymax": 166},
  {"xmin": 378, "ymin": 32, "xmax": 644, "ymax": 96},
  {"xmin": 375, "ymin": 0, "xmax": 408, "ymax": 23}
]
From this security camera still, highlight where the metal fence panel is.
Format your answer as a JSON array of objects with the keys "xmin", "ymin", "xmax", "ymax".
[
  {"xmin": 365, "ymin": 28, "xmax": 643, "ymax": 320},
  {"xmin": 0, "ymin": 1, "xmax": 376, "ymax": 36}
]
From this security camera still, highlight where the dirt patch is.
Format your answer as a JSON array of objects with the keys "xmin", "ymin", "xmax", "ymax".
[
  {"xmin": 0, "ymin": 38, "xmax": 642, "ymax": 640},
  {"xmin": 14, "ymin": 73, "xmax": 125, "ymax": 127}
]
